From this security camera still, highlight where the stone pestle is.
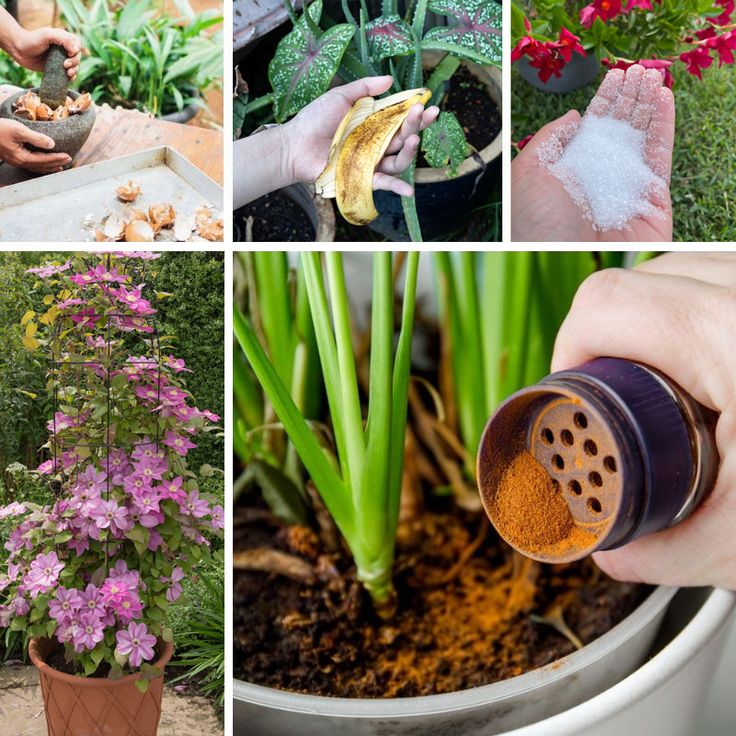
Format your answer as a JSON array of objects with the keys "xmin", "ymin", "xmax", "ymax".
[{"xmin": 38, "ymin": 45, "xmax": 70, "ymax": 110}]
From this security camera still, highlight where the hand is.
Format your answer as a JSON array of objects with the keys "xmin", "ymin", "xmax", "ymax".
[
  {"xmin": 0, "ymin": 119, "xmax": 71, "ymax": 173},
  {"xmin": 512, "ymin": 65, "xmax": 675, "ymax": 242},
  {"xmin": 11, "ymin": 28, "xmax": 81, "ymax": 79},
  {"xmin": 282, "ymin": 75, "xmax": 439, "ymax": 197},
  {"xmin": 551, "ymin": 252, "xmax": 736, "ymax": 590}
]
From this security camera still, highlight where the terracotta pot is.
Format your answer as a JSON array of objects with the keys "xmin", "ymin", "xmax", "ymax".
[{"xmin": 29, "ymin": 637, "xmax": 173, "ymax": 736}]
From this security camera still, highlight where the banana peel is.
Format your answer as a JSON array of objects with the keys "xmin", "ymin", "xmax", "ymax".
[{"xmin": 315, "ymin": 88, "xmax": 431, "ymax": 226}]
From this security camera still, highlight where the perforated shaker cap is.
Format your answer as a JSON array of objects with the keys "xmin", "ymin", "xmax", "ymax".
[{"xmin": 477, "ymin": 358, "xmax": 706, "ymax": 563}]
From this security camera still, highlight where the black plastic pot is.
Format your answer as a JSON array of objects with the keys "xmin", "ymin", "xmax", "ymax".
[
  {"xmin": 517, "ymin": 53, "xmax": 601, "ymax": 94},
  {"xmin": 162, "ymin": 100, "xmax": 200, "ymax": 124},
  {"xmin": 368, "ymin": 57, "xmax": 502, "ymax": 241}
]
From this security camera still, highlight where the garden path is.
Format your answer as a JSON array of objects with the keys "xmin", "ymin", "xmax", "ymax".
[{"xmin": 0, "ymin": 664, "xmax": 223, "ymax": 736}]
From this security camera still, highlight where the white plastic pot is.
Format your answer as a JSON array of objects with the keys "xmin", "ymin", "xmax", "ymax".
[{"xmin": 234, "ymin": 586, "xmax": 677, "ymax": 735}]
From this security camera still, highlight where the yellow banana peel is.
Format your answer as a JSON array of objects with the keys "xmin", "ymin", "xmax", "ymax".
[{"xmin": 315, "ymin": 87, "xmax": 431, "ymax": 226}]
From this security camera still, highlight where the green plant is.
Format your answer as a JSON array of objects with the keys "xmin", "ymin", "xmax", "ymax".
[
  {"xmin": 234, "ymin": 252, "xmax": 419, "ymax": 612},
  {"xmin": 0, "ymin": 53, "xmax": 39, "ymax": 88},
  {"xmin": 244, "ymin": 0, "xmax": 502, "ymax": 240},
  {"xmin": 56, "ymin": 0, "xmax": 222, "ymax": 117},
  {"xmin": 434, "ymin": 252, "xmax": 630, "ymax": 460},
  {"xmin": 169, "ymin": 561, "xmax": 224, "ymax": 706}
]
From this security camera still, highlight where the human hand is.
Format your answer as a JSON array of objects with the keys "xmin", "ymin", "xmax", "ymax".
[
  {"xmin": 511, "ymin": 65, "xmax": 675, "ymax": 242},
  {"xmin": 282, "ymin": 75, "xmax": 439, "ymax": 197},
  {"xmin": 0, "ymin": 119, "xmax": 70, "ymax": 173},
  {"xmin": 11, "ymin": 28, "xmax": 81, "ymax": 79},
  {"xmin": 551, "ymin": 252, "xmax": 736, "ymax": 590}
]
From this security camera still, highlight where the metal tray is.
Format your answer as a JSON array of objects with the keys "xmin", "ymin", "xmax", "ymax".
[{"xmin": 0, "ymin": 146, "xmax": 223, "ymax": 242}]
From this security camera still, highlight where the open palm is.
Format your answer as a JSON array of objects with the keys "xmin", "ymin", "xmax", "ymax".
[{"xmin": 512, "ymin": 65, "xmax": 675, "ymax": 242}]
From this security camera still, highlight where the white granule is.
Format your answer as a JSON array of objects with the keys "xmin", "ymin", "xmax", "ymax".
[{"xmin": 546, "ymin": 115, "xmax": 661, "ymax": 231}]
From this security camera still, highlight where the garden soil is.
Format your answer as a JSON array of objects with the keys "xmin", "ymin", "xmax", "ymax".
[
  {"xmin": 0, "ymin": 664, "xmax": 222, "ymax": 735},
  {"xmin": 236, "ymin": 191, "xmax": 316, "ymax": 242},
  {"xmin": 234, "ymin": 496, "xmax": 645, "ymax": 698}
]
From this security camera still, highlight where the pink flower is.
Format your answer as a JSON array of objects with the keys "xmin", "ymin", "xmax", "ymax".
[
  {"xmin": 27, "ymin": 260, "xmax": 71, "ymax": 278},
  {"xmin": 602, "ymin": 57, "xmax": 674, "ymax": 88},
  {"xmin": 131, "ymin": 439, "xmax": 162, "ymax": 463},
  {"xmin": 165, "ymin": 567, "xmax": 184, "ymax": 603},
  {"xmin": 159, "ymin": 476, "xmax": 186, "ymax": 502},
  {"xmin": 110, "ymin": 251, "xmax": 160, "ymax": 260},
  {"xmin": 704, "ymin": 31, "xmax": 736, "ymax": 66},
  {"xmin": 626, "ymin": 0, "xmax": 653, "ymax": 10},
  {"xmin": 57, "ymin": 298, "xmax": 85, "ymax": 311},
  {"xmin": 709, "ymin": 0, "xmax": 734, "ymax": 26},
  {"xmin": 104, "ymin": 448, "xmax": 132, "ymax": 476},
  {"xmin": 49, "ymin": 587, "xmax": 83, "ymax": 624},
  {"xmin": 680, "ymin": 46, "xmax": 714, "ymax": 79},
  {"xmin": 91, "ymin": 264, "xmax": 129, "ymax": 284},
  {"xmin": 69, "ymin": 483, "xmax": 102, "ymax": 516},
  {"xmin": 72, "ymin": 611, "xmax": 105, "ymax": 651},
  {"xmin": 210, "ymin": 505, "xmax": 224, "ymax": 531},
  {"xmin": 580, "ymin": 0, "xmax": 623, "ymax": 28},
  {"xmin": 182, "ymin": 490, "xmax": 210, "ymax": 518},
  {"xmin": 165, "ymin": 355, "xmax": 191, "ymax": 373},
  {"xmin": 36, "ymin": 458, "xmax": 55, "ymax": 475},
  {"xmin": 12, "ymin": 595, "xmax": 30, "ymax": 616},
  {"xmin": 0, "ymin": 502, "xmax": 26, "ymax": 519},
  {"xmin": 555, "ymin": 28, "xmax": 586, "ymax": 63},
  {"xmin": 25, "ymin": 552, "xmax": 64, "ymax": 597},
  {"xmin": 163, "ymin": 431, "xmax": 196, "ymax": 457},
  {"xmin": 115, "ymin": 621, "xmax": 157, "ymax": 667},
  {"xmin": 89, "ymin": 500, "xmax": 131, "ymax": 536},
  {"xmin": 111, "ymin": 286, "xmax": 156, "ymax": 315}
]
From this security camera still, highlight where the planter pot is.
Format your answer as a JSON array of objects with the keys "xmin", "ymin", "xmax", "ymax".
[
  {"xmin": 0, "ymin": 88, "xmax": 95, "ymax": 168},
  {"xmin": 367, "ymin": 57, "xmax": 502, "ymax": 241},
  {"xmin": 516, "ymin": 53, "xmax": 600, "ymax": 94},
  {"xmin": 162, "ymin": 100, "xmax": 200, "ymax": 125},
  {"xmin": 234, "ymin": 585, "xmax": 676, "ymax": 735},
  {"xmin": 505, "ymin": 587, "xmax": 736, "ymax": 736},
  {"xmin": 236, "ymin": 182, "xmax": 335, "ymax": 242},
  {"xmin": 29, "ymin": 636, "xmax": 173, "ymax": 736}
]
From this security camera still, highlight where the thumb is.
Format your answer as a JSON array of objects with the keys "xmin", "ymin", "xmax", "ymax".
[
  {"xmin": 518, "ymin": 109, "xmax": 582, "ymax": 166},
  {"xmin": 337, "ymin": 75, "xmax": 394, "ymax": 104},
  {"xmin": 14, "ymin": 125, "xmax": 55, "ymax": 150}
]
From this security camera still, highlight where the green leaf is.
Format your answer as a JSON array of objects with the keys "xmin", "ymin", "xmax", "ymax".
[
  {"xmin": 249, "ymin": 459, "xmax": 308, "ymax": 525},
  {"xmin": 135, "ymin": 678, "xmax": 150, "ymax": 694},
  {"xmin": 421, "ymin": 111, "xmax": 468, "ymax": 176},
  {"xmin": 365, "ymin": 15, "xmax": 414, "ymax": 61},
  {"xmin": 268, "ymin": 0, "xmax": 355, "ymax": 121},
  {"xmin": 162, "ymin": 626, "xmax": 174, "ymax": 643},
  {"xmin": 10, "ymin": 617, "xmax": 26, "ymax": 631},
  {"xmin": 422, "ymin": 0, "xmax": 502, "ymax": 66}
]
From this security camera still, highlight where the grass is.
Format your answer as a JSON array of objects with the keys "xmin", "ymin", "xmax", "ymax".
[{"xmin": 511, "ymin": 64, "xmax": 736, "ymax": 242}]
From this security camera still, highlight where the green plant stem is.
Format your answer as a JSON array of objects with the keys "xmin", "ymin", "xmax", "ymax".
[{"xmin": 401, "ymin": 161, "xmax": 423, "ymax": 242}]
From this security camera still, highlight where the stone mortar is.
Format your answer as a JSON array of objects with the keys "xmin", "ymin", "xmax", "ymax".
[{"xmin": 0, "ymin": 89, "xmax": 96, "ymax": 168}]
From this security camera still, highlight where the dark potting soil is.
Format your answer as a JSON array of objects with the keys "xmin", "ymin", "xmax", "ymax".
[
  {"xmin": 234, "ymin": 497, "xmax": 646, "ymax": 698},
  {"xmin": 46, "ymin": 647, "xmax": 111, "ymax": 678},
  {"xmin": 235, "ymin": 191, "xmax": 315, "ymax": 242}
]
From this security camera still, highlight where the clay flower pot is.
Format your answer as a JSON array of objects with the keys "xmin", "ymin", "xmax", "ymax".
[
  {"xmin": 0, "ymin": 88, "xmax": 96, "ymax": 168},
  {"xmin": 29, "ymin": 637, "xmax": 173, "ymax": 736}
]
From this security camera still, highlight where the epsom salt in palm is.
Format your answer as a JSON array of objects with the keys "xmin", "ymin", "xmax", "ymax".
[{"xmin": 545, "ymin": 115, "xmax": 661, "ymax": 231}]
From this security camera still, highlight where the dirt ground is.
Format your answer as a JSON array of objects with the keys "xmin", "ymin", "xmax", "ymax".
[{"xmin": 0, "ymin": 665, "xmax": 223, "ymax": 736}]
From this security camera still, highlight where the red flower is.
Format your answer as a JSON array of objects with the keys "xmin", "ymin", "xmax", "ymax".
[
  {"xmin": 554, "ymin": 28, "xmax": 587, "ymax": 63},
  {"xmin": 517, "ymin": 134, "xmax": 534, "ymax": 151},
  {"xmin": 528, "ymin": 48, "xmax": 566, "ymax": 83},
  {"xmin": 626, "ymin": 0, "xmax": 653, "ymax": 10},
  {"xmin": 679, "ymin": 47, "xmax": 714, "ymax": 79},
  {"xmin": 709, "ymin": 0, "xmax": 734, "ymax": 26},
  {"xmin": 580, "ymin": 0, "xmax": 624, "ymax": 28},
  {"xmin": 512, "ymin": 36, "xmax": 539, "ymax": 63},
  {"xmin": 602, "ymin": 57, "xmax": 674, "ymax": 88},
  {"xmin": 704, "ymin": 30, "xmax": 736, "ymax": 66}
]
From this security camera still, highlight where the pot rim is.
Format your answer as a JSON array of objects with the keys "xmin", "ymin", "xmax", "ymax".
[
  {"xmin": 29, "ymin": 636, "xmax": 173, "ymax": 687},
  {"xmin": 0, "ymin": 87, "xmax": 95, "ymax": 126},
  {"xmin": 233, "ymin": 584, "xmax": 677, "ymax": 716},
  {"xmin": 415, "ymin": 59, "xmax": 502, "ymax": 184}
]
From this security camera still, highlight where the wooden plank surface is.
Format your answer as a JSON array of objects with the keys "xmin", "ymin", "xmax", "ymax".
[{"xmin": 0, "ymin": 101, "xmax": 223, "ymax": 188}]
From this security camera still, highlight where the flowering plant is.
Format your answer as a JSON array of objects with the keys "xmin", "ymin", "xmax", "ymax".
[
  {"xmin": 0, "ymin": 252, "xmax": 222, "ymax": 691},
  {"xmin": 512, "ymin": 0, "xmax": 736, "ymax": 86}
]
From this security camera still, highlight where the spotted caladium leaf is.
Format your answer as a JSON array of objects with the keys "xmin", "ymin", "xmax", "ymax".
[
  {"xmin": 421, "ymin": 111, "xmax": 468, "ymax": 176},
  {"xmin": 422, "ymin": 0, "xmax": 502, "ymax": 67},
  {"xmin": 365, "ymin": 15, "xmax": 415, "ymax": 62},
  {"xmin": 269, "ymin": 0, "xmax": 355, "ymax": 122}
]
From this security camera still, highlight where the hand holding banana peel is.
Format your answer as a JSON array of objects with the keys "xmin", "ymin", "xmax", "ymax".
[{"xmin": 234, "ymin": 76, "xmax": 439, "ymax": 211}]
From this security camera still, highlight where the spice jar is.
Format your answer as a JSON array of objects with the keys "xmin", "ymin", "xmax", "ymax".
[{"xmin": 476, "ymin": 357, "xmax": 719, "ymax": 563}]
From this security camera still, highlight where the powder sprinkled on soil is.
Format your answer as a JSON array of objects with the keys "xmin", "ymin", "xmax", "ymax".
[
  {"xmin": 490, "ymin": 451, "xmax": 595, "ymax": 557},
  {"xmin": 545, "ymin": 114, "xmax": 661, "ymax": 231}
]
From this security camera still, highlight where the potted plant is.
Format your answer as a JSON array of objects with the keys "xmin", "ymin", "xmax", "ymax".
[
  {"xmin": 512, "ymin": 0, "xmax": 736, "ymax": 92},
  {"xmin": 233, "ymin": 251, "xmax": 685, "ymax": 735},
  {"xmin": 240, "ymin": 0, "xmax": 502, "ymax": 241},
  {"xmin": 0, "ymin": 252, "xmax": 223, "ymax": 736},
  {"xmin": 56, "ymin": 0, "xmax": 222, "ymax": 121}
]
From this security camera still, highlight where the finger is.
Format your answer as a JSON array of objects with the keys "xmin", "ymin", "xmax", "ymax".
[
  {"xmin": 630, "ymin": 68, "xmax": 662, "ymax": 131},
  {"xmin": 522, "ymin": 109, "xmax": 581, "ymax": 166},
  {"xmin": 47, "ymin": 31, "xmax": 81, "ymax": 59},
  {"xmin": 385, "ymin": 103, "xmax": 423, "ymax": 155},
  {"xmin": 15, "ymin": 150, "xmax": 71, "ymax": 167},
  {"xmin": 336, "ymin": 75, "xmax": 393, "ymax": 104},
  {"xmin": 636, "ymin": 252, "xmax": 736, "ymax": 288},
  {"xmin": 378, "ymin": 134, "xmax": 419, "ymax": 175},
  {"xmin": 610, "ymin": 64, "xmax": 645, "ymax": 123},
  {"xmin": 418, "ymin": 105, "xmax": 439, "ymax": 132},
  {"xmin": 372, "ymin": 172, "xmax": 413, "ymax": 197},
  {"xmin": 644, "ymin": 86, "xmax": 675, "ymax": 183},
  {"xmin": 592, "ymin": 448, "xmax": 736, "ymax": 589},
  {"xmin": 550, "ymin": 267, "xmax": 733, "ymax": 411},
  {"xmin": 585, "ymin": 68, "xmax": 625, "ymax": 118},
  {"xmin": 15, "ymin": 128, "xmax": 55, "ymax": 150}
]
